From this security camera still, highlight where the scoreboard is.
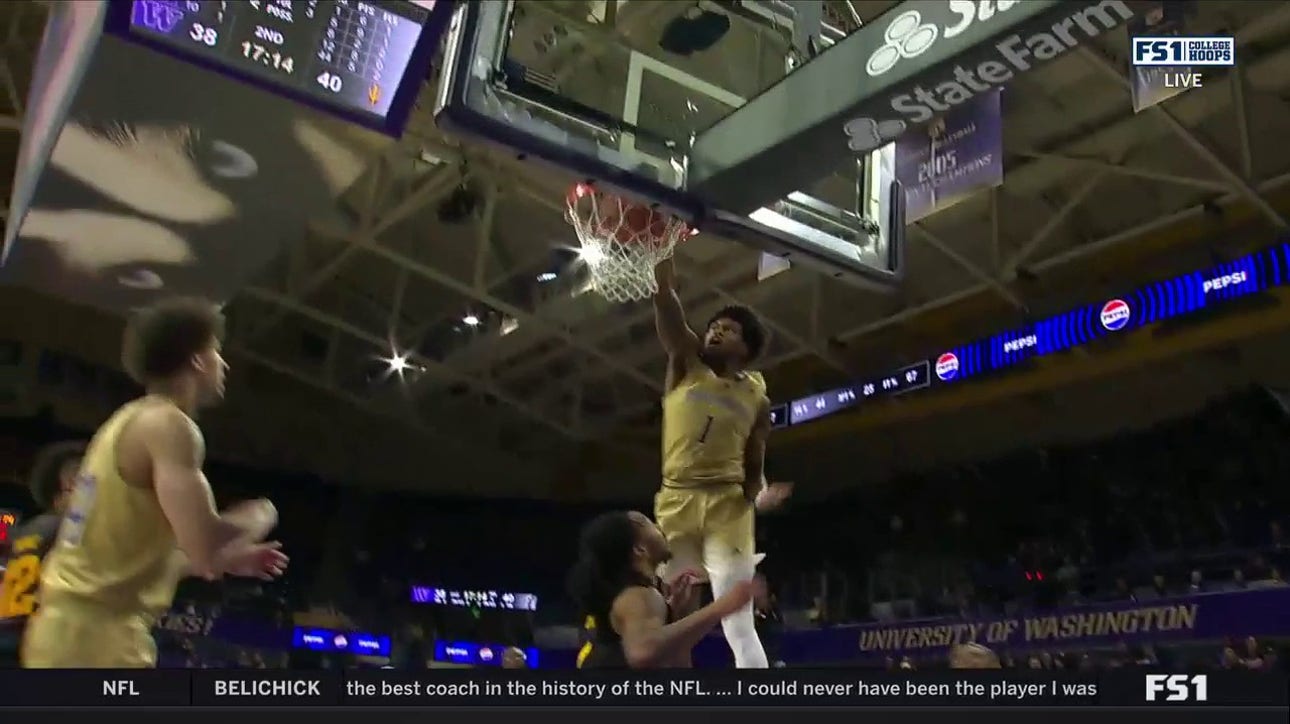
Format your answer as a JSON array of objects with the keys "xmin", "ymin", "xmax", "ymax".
[{"xmin": 0, "ymin": 509, "xmax": 17, "ymax": 546}]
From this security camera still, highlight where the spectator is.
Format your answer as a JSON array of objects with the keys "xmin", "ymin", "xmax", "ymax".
[
  {"xmin": 1242, "ymin": 637, "xmax": 1265, "ymax": 670},
  {"xmin": 1188, "ymin": 569, "xmax": 1204, "ymax": 593},
  {"xmin": 1221, "ymin": 647, "xmax": 1242, "ymax": 669},
  {"xmin": 1151, "ymin": 573, "xmax": 1168, "ymax": 598},
  {"xmin": 501, "ymin": 647, "xmax": 527, "ymax": 670}
]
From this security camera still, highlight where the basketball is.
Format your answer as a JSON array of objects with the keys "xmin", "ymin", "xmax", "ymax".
[
  {"xmin": 569, "ymin": 183, "xmax": 681, "ymax": 250},
  {"xmin": 607, "ymin": 203, "xmax": 676, "ymax": 250}
]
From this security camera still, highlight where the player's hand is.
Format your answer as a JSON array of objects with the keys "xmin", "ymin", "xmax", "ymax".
[
  {"xmin": 224, "ymin": 498, "xmax": 278, "ymax": 540},
  {"xmin": 711, "ymin": 580, "xmax": 755, "ymax": 617},
  {"xmin": 755, "ymin": 482, "xmax": 794, "ymax": 512},
  {"xmin": 665, "ymin": 569, "xmax": 703, "ymax": 616},
  {"xmin": 224, "ymin": 540, "xmax": 289, "ymax": 580}
]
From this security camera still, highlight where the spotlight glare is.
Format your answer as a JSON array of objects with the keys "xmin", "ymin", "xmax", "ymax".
[
  {"xmin": 536, "ymin": 272, "xmax": 558, "ymax": 283},
  {"xmin": 578, "ymin": 245, "xmax": 605, "ymax": 266},
  {"xmin": 463, "ymin": 314, "xmax": 481, "ymax": 326},
  {"xmin": 386, "ymin": 352, "xmax": 411, "ymax": 374}
]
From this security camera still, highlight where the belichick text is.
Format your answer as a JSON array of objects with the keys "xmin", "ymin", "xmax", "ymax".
[{"xmin": 214, "ymin": 679, "xmax": 323, "ymax": 697}]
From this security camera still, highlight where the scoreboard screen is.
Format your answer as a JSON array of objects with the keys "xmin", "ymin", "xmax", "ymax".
[
  {"xmin": 0, "ymin": 509, "xmax": 17, "ymax": 546},
  {"xmin": 106, "ymin": 0, "xmax": 452, "ymax": 136}
]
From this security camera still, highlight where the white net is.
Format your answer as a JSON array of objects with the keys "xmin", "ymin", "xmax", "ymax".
[{"xmin": 565, "ymin": 184, "xmax": 691, "ymax": 303}]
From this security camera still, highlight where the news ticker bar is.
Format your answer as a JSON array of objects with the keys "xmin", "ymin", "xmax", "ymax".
[{"xmin": 0, "ymin": 670, "xmax": 1283, "ymax": 708}]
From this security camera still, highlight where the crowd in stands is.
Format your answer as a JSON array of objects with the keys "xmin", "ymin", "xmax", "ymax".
[
  {"xmin": 780, "ymin": 388, "xmax": 1290, "ymax": 626},
  {"xmin": 2, "ymin": 387, "xmax": 1289, "ymax": 668}
]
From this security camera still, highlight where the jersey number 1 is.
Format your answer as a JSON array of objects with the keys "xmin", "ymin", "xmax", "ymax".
[{"xmin": 697, "ymin": 415, "xmax": 714, "ymax": 443}]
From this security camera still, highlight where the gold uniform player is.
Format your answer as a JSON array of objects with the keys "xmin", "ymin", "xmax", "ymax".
[
  {"xmin": 650, "ymin": 257, "xmax": 792, "ymax": 669},
  {"xmin": 21, "ymin": 298, "xmax": 288, "ymax": 668},
  {"xmin": 0, "ymin": 443, "xmax": 83, "ymax": 667}
]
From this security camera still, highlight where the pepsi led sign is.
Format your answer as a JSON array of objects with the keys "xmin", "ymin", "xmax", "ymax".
[
  {"xmin": 292, "ymin": 626, "xmax": 391, "ymax": 657},
  {"xmin": 781, "ymin": 245, "xmax": 1280, "ymax": 427},
  {"xmin": 433, "ymin": 641, "xmax": 540, "ymax": 669}
]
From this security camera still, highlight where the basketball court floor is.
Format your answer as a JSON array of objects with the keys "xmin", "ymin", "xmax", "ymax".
[{"xmin": 0, "ymin": 1, "xmax": 1289, "ymax": 499}]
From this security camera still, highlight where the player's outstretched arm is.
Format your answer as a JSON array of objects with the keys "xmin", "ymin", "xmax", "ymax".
[
  {"xmin": 653, "ymin": 257, "xmax": 701, "ymax": 361},
  {"xmin": 742, "ymin": 398, "xmax": 772, "ymax": 502},
  {"xmin": 613, "ymin": 582, "xmax": 753, "ymax": 668}
]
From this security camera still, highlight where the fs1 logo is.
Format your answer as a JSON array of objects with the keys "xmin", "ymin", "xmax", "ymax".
[
  {"xmin": 935, "ymin": 352, "xmax": 960, "ymax": 381},
  {"xmin": 1100, "ymin": 299, "xmax": 1131, "ymax": 331},
  {"xmin": 1132, "ymin": 36, "xmax": 1235, "ymax": 66},
  {"xmin": 1145, "ymin": 674, "xmax": 1208, "ymax": 702}
]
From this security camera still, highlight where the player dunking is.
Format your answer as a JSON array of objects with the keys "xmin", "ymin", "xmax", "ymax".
[
  {"xmin": 0, "ymin": 442, "xmax": 84, "ymax": 667},
  {"xmin": 651, "ymin": 257, "xmax": 792, "ymax": 669},
  {"xmin": 22, "ymin": 298, "xmax": 288, "ymax": 668},
  {"xmin": 569, "ymin": 511, "xmax": 753, "ymax": 669}
]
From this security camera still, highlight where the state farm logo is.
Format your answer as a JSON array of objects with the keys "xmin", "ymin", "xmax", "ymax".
[
  {"xmin": 935, "ymin": 352, "xmax": 960, "ymax": 381},
  {"xmin": 1202, "ymin": 270, "xmax": 1248, "ymax": 294},
  {"xmin": 1100, "ymin": 299, "xmax": 1131, "ymax": 331},
  {"xmin": 843, "ymin": 0, "xmax": 1133, "ymax": 154},
  {"xmin": 866, "ymin": 10, "xmax": 941, "ymax": 76},
  {"xmin": 844, "ymin": 117, "xmax": 909, "ymax": 153}
]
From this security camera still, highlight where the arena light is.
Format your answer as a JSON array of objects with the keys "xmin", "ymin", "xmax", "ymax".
[
  {"xmin": 385, "ymin": 352, "xmax": 412, "ymax": 374},
  {"xmin": 376, "ymin": 341, "xmax": 425, "ymax": 383},
  {"xmin": 462, "ymin": 314, "xmax": 481, "ymax": 327},
  {"xmin": 536, "ymin": 271, "xmax": 558, "ymax": 283}
]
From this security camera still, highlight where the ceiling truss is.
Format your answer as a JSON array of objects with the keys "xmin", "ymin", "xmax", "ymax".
[{"xmin": 210, "ymin": 2, "xmax": 1290, "ymax": 450}]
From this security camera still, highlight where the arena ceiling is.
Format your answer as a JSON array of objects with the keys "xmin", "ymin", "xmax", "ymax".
[{"xmin": 4, "ymin": 1, "xmax": 1290, "ymax": 500}]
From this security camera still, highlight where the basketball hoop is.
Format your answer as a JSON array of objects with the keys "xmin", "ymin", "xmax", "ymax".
[{"xmin": 565, "ymin": 183, "xmax": 693, "ymax": 303}]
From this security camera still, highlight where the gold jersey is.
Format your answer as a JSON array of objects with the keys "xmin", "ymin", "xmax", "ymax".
[
  {"xmin": 661, "ymin": 361, "xmax": 767, "ymax": 488},
  {"xmin": 39, "ymin": 399, "xmax": 182, "ymax": 620}
]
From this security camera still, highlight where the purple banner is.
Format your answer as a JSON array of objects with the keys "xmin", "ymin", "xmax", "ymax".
[
  {"xmin": 1130, "ymin": 2, "xmax": 1191, "ymax": 113},
  {"xmin": 782, "ymin": 587, "xmax": 1290, "ymax": 664},
  {"xmin": 894, "ymin": 90, "xmax": 1003, "ymax": 223}
]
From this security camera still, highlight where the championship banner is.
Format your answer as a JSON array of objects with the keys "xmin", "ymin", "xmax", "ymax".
[
  {"xmin": 0, "ymin": 669, "xmax": 1281, "ymax": 707},
  {"xmin": 781, "ymin": 588, "xmax": 1290, "ymax": 665},
  {"xmin": 895, "ymin": 90, "xmax": 1003, "ymax": 223},
  {"xmin": 1130, "ymin": 2, "xmax": 1192, "ymax": 112}
]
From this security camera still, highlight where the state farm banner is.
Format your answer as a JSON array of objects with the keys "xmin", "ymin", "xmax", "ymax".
[
  {"xmin": 895, "ymin": 89, "xmax": 1003, "ymax": 223},
  {"xmin": 1130, "ymin": 2, "xmax": 1192, "ymax": 112},
  {"xmin": 780, "ymin": 587, "xmax": 1290, "ymax": 664},
  {"xmin": 690, "ymin": 0, "xmax": 1140, "ymax": 213}
]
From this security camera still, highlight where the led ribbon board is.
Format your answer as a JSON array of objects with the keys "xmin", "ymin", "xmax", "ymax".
[
  {"xmin": 780, "ymin": 244, "xmax": 1281, "ymax": 428},
  {"xmin": 434, "ymin": 641, "xmax": 540, "ymax": 668},
  {"xmin": 107, "ymin": 0, "xmax": 452, "ymax": 136},
  {"xmin": 293, "ymin": 626, "xmax": 391, "ymax": 657},
  {"xmin": 410, "ymin": 585, "xmax": 539, "ymax": 612}
]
